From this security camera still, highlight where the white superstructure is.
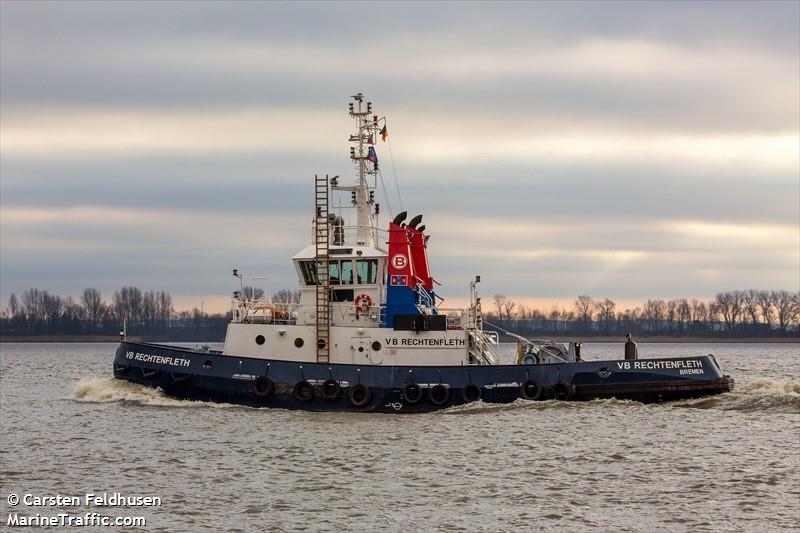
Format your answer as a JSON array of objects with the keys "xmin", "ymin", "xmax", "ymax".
[{"xmin": 222, "ymin": 94, "xmax": 500, "ymax": 366}]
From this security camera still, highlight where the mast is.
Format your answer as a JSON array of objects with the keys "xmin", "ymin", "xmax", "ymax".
[{"xmin": 338, "ymin": 93, "xmax": 381, "ymax": 247}]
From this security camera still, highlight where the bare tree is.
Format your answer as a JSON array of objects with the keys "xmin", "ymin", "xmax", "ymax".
[
  {"xmin": 642, "ymin": 299, "xmax": 666, "ymax": 333},
  {"xmin": 493, "ymin": 294, "xmax": 507, "ymax": 320},
  {"xmin": 272, "ymin": 289, "xmax": 300, "ymax": 304},
  {"xmin": 272, "ymin": 289, "xmax": 301, "ymax": 313},
  {"xmin": 742, "ymin": 289, "xmax": 761, "ymax": 326},
  {"xmin": 142, "ymin": 291, "xmax": 158, "ymax": 323},
  {"xmin": 243, "ymin": 286, "xmax": 265, "ymax": 301},
  {"xmin": 41, "ymin": 292, "xmax": 63, "ymax": 324},
  {"xmin": 81, "ymin": 288, "xmax": 104, "ymax": 325},
  {"xmin": 502, "ymin": 299, "xmax": 516, "ymax": 322},
  {"xmin": 7, "ymin": 294, "xmax": 19, "ymax": 317},
  {"xmin": 715, "ymin": 291, "xmax": 743, "ymax": 332},
  {"xmin": 593, "ymin": 298, "xmax": 616, "ymax": 334},
  {"xmin": 756, "ymin": 290, "xmax": 774, "ymax": 328},
  {"xmin": 773, "ymin": 290, "xmax": 800, "ymax": 332},
  {"xmin": 574, "ymin": 295, "xmax": 594, "ymax": 333},
  {"xmin": 677, "ymin": 299, "xmax": 691, "ymax": 333},
  {"xmin": 112, "ymin": 286, "xmax": 143, "ymax": 324},
  {"xmin": 21, "ymin": 288, "xmax": 42, "ymax": 321},
  {"xmin": 157, "ymin": 291, "xmax": 174, "ymax": 322}
]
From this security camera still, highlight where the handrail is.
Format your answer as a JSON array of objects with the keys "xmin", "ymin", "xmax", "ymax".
[
  {"xmin": 416, "ymin": 283, "xmax": 435, "ymax": 308},
  {"xmin": 311, "ymin": 221, "xmax": 388, "ymax": 248}
]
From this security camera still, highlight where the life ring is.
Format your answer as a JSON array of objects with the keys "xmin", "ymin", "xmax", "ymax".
[
  {"xmin": 253, "ymin": 376, "xmax": 275, "ymax": 397},
  {"xmin": 553, "ymin": 383, "xmax": 573, "ymax": 401},
  {"xmin": 429, "ymin": 384, "xmax": 450, "ymax": 406},
  {"xmin": 321, "ymin": 379, "xmax": 342, "ymax": 401},
  {"xmin": 349, "ymin": 384, "xmax": 371, "ymax": 408},
  {"xmin": 462, "ymin": 384, "xmax": 481, "ymax": 403},
  {"xmin": 293, "ymin": 380, "xmax": 314, "ymax": 402},
  {"xmin": 354, "ymin": 294, "xmax": 372, "ymax": 312},
  {"xmin": 520, "ymin": 380, "xmax": 542, "ymax": 401},
  {"xmin": 402, "ymin": 383, "xmax": 423, "ymax": 404}
]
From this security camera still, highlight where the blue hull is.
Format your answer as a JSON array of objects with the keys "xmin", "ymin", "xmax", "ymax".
[{"xmin": 112, "ymin": 341, "xmax": 733, "ymax": 413}]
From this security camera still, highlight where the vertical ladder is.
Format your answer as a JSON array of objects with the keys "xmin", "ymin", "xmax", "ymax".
[{"xmin": 314, "ymin": 175, "xmax": 331, "ymax": 363}]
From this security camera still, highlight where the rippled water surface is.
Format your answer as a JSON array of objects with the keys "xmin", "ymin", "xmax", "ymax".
[{"xmin": 1, "ymin": 342, "xmax": 799, "ymax": 532}]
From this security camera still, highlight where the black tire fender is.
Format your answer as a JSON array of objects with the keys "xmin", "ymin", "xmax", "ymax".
[
  {"xmin": 253, "ymin": 376, "xmax": 275, "ymax": 397},
  {"xmin": 429, "ymin": 384, "xmax": 450, "ymax": 406},
  {"xmin": 321, "ymin": 379, "xmax": 342, "ymax": 402},
  {"xmin": 520, "ymin": 380, "xmax": 542, "ymax": 400},
  {"xmin": 349, "ymin": 384, "xmax": 371, "ymax": 408},
  {"xmin": 553, "ymin": 382, "xmax": 573, "ymax": 401},
  {"xmin": 402, "ymin": 383, "xmax": 423, "ymax": 404},
  {"xmin": 293, "ymin": 380, "xmax": 315, "ymax": 402},
  {"xmin": 462, "ymin": 384, "xmax": 481, "ymax": 403}
]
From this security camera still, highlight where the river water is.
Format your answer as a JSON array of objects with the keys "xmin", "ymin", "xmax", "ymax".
[{"xmin": 0, "ymin": 342, "xmax": 798, "ymax": 532}]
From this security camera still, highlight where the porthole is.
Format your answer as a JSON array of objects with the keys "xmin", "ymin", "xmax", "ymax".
[
  {"xmin": 317, "ymin": 338, "xmax": 327, "ymax": 349},
  {"xmin": 202, "ymin": 360, "xmax": 213, "ymax": 369},
  {"xmin": 294, "ymin": 337, "xmax": 304, "ymax": 348},
  {"xmin": 255, "ymin": 335, "xmax": 265, "ymax": 345},
  {"xmin": 371, "ymin": 341, "xmax": 381, "ymax": 351},
  {"xmin": 358, "ymin": 346, "xmax": 364, "ymax": 353}
]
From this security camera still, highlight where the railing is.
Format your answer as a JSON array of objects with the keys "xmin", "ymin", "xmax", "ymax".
[
  {"xmin": 231, "ymin": 299, "xmax": 496, "ymax": 351},
  {"xmin": 416, "ymin": 284, "xmax": 435, "ymax": 309},
  {"xmin": 231, "ymin": 299, "xmax": 383, "ymax": 326},
  {"xmin": 311, "ymin": 221, "xmax": 388, "ymax": 248},
  {"xmin": 231, "ymin": 300, "xmax": 300, "ymax": 325},
  {"xmin": 468, "ymin": 328, "xmax": 500, "ymax": 365}
]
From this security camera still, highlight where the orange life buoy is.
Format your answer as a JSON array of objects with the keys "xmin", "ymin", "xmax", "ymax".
[{"xmin": 354, "ymin": 294, "xmax": 372, "ymax": 312}]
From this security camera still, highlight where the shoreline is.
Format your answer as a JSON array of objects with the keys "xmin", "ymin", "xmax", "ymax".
[{"xmin": 1, "ymin": 335, "xmax": 797, "ymax": 344}]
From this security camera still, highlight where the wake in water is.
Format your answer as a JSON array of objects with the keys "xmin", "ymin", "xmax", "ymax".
[
  {"xmin": 672, "ymin": 378, "xmax": 800, "ymax": 414},
  {"xmin": 72, "ymin": 377, "xmax": 238, "ymax": 409},
  {"xmin": 443, "ymin": 397, "xmax": 641, "ymax": 415}
]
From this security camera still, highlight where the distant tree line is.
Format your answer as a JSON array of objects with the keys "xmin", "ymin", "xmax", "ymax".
[
  {"xmin": 0, "ymin": 286, "xmax": 298, "ymax": 341},
  {"xmin": 487, "ymin": 290, "xmax": 800, "ymax": 338},
  {"xmin": 1, "ymin": 286, "xmax": 797, "ymax": 340}
]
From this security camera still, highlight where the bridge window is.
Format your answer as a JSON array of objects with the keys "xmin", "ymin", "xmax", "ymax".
[
  {"xmin": 340, "ymin": 260, "xmax": 353, "ymax": 285},
  {"xmin": 356, "ymin": 259, "xmax": 378, "ymax": 284},
  {"xmin": 329, "ymin": 261, "xmax": 340, "ymax": 284},
  {"xmin": 332, "ymin": 289, "xmax": 354, "ymax": 302},
  {"xmin": 300, "ymin": 261, "xmax": 317, "ymax": 285}
]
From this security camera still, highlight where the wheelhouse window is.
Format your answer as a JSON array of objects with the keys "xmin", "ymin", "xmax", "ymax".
[
  {"xmin": 340, "ymin": 260, "xmax": 353, "ymax": 285},
  {"xmin": 356, "ymin": 259, "xmax": 378, "ymax": 284},
  {"xmin": 300, "ymin": 261, "xmax": 317, "ymax": 285},
  {"xmin": 329, "ymin": 261, "xmax": 340, "ymax": 284},
  {"xmin": 301, "ymin": 259, "xmax": 370, "ymax": 286},
  {"xmin": 323, "ymin": 260, "xmax": 354, "ymax": 285}
]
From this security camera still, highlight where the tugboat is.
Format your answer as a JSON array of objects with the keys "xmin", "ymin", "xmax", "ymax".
[{"xmin": 113, "ymin": 93, "xmax": 733, "ymax": 412}]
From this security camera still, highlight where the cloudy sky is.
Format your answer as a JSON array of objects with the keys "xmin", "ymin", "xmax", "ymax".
[{"xmin": 1, "ymin": 1, "xmax": 798, "ymax": 312}]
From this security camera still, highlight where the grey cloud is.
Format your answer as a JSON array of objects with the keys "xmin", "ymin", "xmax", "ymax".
[
  {"xmin": 1, "ymin": 0, "xmax": 797, "ymax": 307},
  {"xmin": 4, "ymin": 155, "xmax": 794, "ymax": 226},
  {"xmin": 2, "ymin": 3, "xmax": 797, "ymax": 133},
  {"xmin": 3, "ymin": 2, "xmax": 796, "ymax": 51}
]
